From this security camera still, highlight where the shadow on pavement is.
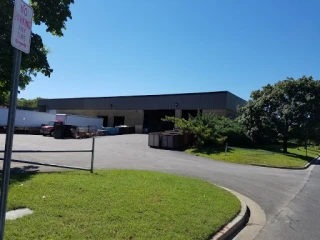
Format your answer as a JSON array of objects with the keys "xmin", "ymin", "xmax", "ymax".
[
  {"xmin": 312, "ymin": 159, "xmax": 320, "ymax": 166},
  {"xmin": 0, "ymin": 165, "xmax": 39, "ymax": 186}
]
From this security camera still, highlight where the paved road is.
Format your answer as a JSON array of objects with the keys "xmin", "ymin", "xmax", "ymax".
[{"xmin": 0, "ymin": 134, "xmax": 319, "ymax": 240}]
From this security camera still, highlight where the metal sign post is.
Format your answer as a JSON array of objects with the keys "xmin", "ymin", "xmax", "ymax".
[
  {"xmin": 91, "ymin": 137, "xmax": 96, "ymax": 173},
  {"xmin": 0, "ymin": 49, "xmax": 22, "ymax": 239},
  {"xmin": 0, "ymin": 0, "xmax": 33, "ymax": 239}
]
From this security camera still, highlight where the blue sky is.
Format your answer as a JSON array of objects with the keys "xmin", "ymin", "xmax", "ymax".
[{"xmin": 21, "ymin": 0, "xmax": 320, "ymax": 100}]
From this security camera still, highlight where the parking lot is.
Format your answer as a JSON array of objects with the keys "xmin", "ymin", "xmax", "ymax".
[
  {"xmin": 0, "ymin": 134, "xmax": 205, "ymax": 173},
  {"xmin": 0, "ymin": 134, "xmax": 159, "ymax": 172}
]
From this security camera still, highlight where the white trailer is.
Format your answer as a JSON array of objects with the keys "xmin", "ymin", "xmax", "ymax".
[
  {"xmin": 0, "ymin": 108, "xmax": 55, "ymax": 128},
  {"xmin": 55, "ymin": 114, "xmax": 103, "ymax": 130}
]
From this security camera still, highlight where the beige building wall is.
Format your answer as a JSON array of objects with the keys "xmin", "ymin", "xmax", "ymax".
[
  {"xmin": 202, "ymin": 109, "xmax": 240, "ymax": 118},
  {"xmin": 202, "ymin": 109, "xmax": 227, "ymax": 116},
  {"xmin": 57, "ymin": 109, "xmax": 144, "ymax": 128},
  {"xmin": 175, "ymin": 110, "xmax": 182, "ymax": 118},
  {"xmin": 225, "ymin": 109, "xmax": 239, "ymax": 118}
]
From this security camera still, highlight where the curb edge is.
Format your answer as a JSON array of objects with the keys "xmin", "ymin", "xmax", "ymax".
[{"xmin": 211, "ymin": 190, "xmax": 249, "ymax": 240}]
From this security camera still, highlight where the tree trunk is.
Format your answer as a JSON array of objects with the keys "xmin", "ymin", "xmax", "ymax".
[
  {"xmin": 283, "ymin": 118, "xmax": 289, "ymax": 153},
  {"xmin": 283, "ymin": 137, "xmax": 288, "ymax": 153}
]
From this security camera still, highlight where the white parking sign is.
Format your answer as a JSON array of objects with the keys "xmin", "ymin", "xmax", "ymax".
[{"xmin": 11, "ymin": 0, "xmax": 33, "ymax": 54}]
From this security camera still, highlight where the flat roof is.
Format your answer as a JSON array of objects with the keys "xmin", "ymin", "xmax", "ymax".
[
  {"xmin": 39, "ymin": 91, "xmax": 246, "ymax": 112},
  {"xmin": 41, "ymin": 91, "xmax": 231, "ymax": 101}
]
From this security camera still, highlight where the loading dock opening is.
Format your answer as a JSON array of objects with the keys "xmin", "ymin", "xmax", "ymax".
[
  {"xmin": 113, "ymin": 116, "xmax": 125, "ymax": 127},
  {"xmin": 143, "ymin": 110, "xmax": 175, "ymax": 133}
]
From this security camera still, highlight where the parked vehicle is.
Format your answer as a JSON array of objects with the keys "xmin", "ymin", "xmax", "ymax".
[
  {"xmin": 40, "ymin": 114, "xmax": 103, "ymax": 137},
  {"xmin": 0, "ymin": 108, "xmax": 55, "ymax": 129},
  {"xmin": 39, "ymin": 120, "xmax": 56, "ymax": 136},
  {"xmin": 0, "ymin": 109, "xmax": 103, "ymax": 137}
]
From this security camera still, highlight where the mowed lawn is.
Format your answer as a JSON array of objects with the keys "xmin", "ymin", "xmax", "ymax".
[
  {"xmin": 5, "ymin": 170, "xmax": 240, "ymax": 240},
  {"xmin": 187, "ymin": 145, "xmax": 320, "ymax": 167}
]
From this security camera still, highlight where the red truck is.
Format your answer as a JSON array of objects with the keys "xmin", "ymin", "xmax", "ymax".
[
  {"xmin": 40, "ymin": 114, "xmax": 103, "ymax": 137},
  {"xmin": 40, "ymin": 120, "xmax": 58, "ymax": 136}
]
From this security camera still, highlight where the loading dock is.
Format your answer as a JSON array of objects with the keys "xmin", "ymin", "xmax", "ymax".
[
  {"xmin": 38, "ymin": 91, "xmax": 246, "ymax": 132},
  {"xmin": 143, "ymin": 110, "xmax": 175, "ymax": 133}
]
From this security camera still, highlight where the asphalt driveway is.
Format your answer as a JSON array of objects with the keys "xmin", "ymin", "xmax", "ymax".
[{"xmin": 0, "ymin": 134, "xmax": 319, "ymax": 240}]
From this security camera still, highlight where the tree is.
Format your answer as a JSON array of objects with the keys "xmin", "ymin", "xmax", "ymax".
[
  {"xmin": 0, "ymin": 0, "xmax": 74, "ymax": 105},
  {"xmin": 213, "ymin": 116, "xmax": 251, "ymax": 147},
  {"xmin": 17, "ymin": 97, "xmax": 43, "ymax": 110},
  {"xmin": 239, "ymin": 76, "xmax": 320, "ymax": 153},
  {"xmin": 0, "ymin": 94, "xmax": 44, "ymax": 110}
]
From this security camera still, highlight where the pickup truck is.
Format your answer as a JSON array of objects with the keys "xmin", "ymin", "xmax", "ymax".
[{"xmin": 40, "ymin": 120, "xmax": 57, "ymax": 136}]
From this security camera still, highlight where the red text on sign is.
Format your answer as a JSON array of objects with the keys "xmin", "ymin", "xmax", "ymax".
[
  {"xmin": 15, "ymin": 12, "xmax": 32, "ymax": 30},
  {"xmin": 20, "ymin": 4, "xmax": 28, "ymax": 16}
]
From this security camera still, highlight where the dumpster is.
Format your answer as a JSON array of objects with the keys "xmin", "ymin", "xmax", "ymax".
[
  {"xmin": 117, "ymin": 126, "xmax": 135, "ymax": 135},
  {"xmin": 161, "ymin": 133, "xmax": 184, "ymax": 149},
  {"xmin": 54, "ymin": 122, "xmax": 64, "ymax": 139},
  {"xmin": 183, "ymin": 134, "xmax": 193, "ymax": 146},
  {"xmin": 148, "ymin": 132, "xmax": 162, "ymax": 148},
  {"xmin": 101, "ymin": 127, "xmax": 120, "ymax": 135}
]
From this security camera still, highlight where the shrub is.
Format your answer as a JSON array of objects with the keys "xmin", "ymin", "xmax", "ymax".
[{"xmin": 162, "ymin": 112, "xmax": 251, "ymax": 147}]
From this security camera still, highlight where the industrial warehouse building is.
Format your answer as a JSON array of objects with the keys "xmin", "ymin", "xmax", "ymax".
[{"xmin": 38, "ymin": 91, "xmax": 246, "ymax": 132}]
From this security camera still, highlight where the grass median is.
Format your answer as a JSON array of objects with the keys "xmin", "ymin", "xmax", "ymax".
[
  {"xmin": 186, "ymin": 145, "xmax": 320, "ymax": 168},
  {"xmin": 5, "ymin": 170, "xmax": 240, "ymax": 240}
]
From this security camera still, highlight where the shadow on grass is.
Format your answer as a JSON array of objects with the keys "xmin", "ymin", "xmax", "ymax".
[
  {"xmin": 191, "ymin": 147, "xmax": 232, "ymax": 155},
  {"xmin": 0, "ymin": 165, "xmax": 39, "ymax": 186},
  {"xmin": 258, "ymin": 144, "xmax": 316, "ymax": 163},
  {"xmin": 283, "ymin": 154, "xmax": 312, "ymax": 162}
]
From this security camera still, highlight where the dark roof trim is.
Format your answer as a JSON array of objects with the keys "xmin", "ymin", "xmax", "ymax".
[{"xmin": 41, "ymin": 91, "xmax": 230, "ymax": 101}]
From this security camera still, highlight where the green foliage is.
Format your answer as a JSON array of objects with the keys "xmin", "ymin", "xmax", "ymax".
[
  {"xmin": 30, "ymin": 0, "xmax": 74, "ymax": 37},
  {"xmin": 163, "ymin": 112, "xmax": 250, "ymax": 147},
  {"xmin": 0, "ymin": 0, "xmax": 74, "ymax": 104},
  {"xmin": 17, "ymin": 97, "xmax": 43, "ymax": 110},
  {"xmin": 0, "ymin": 92, "xmax": 9, "ymax": 106},
  {"xmin": 309, "ymin": 126, "xmax": 320, "ymax": 145},
  {"xmin": 239, "ymin": 76, "xmax": 320, "ymax": 152},
  {"xmin": 0, "ymin": 95, "xmax": 43, "ymax": 110},
  {"xmin": 214, "ymin": 116, "xmax": 252, "ymax": 147}
]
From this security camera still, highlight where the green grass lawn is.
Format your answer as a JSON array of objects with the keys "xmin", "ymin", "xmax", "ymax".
[
  {"xmin": 187, "ymin": 145, "xmax": 320, "ymax": 167},
  {"xmin": 4, "ymin": 170, "xmax": 240, "ymax": 240}
]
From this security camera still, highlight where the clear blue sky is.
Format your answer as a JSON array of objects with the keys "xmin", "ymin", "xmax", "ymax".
[{"xmin": 21, "ymin": 0, "xmax": 320, "ymax": 100}]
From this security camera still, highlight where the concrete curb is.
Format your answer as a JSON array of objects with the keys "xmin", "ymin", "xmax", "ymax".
[
  {"xmin": 211, "ymin": 188, "xmax": 249, "ymax": 240},
  {"xmin": 232, "ymin": 191, "xmax": 266, "ymax": 240},
  {"xmin": 211, "ymin": 186, "xmax": 266, "ymax": 240},
  {"xmin": 250, "ymin": 155, "xmax": 319, "ymax": 170}
]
